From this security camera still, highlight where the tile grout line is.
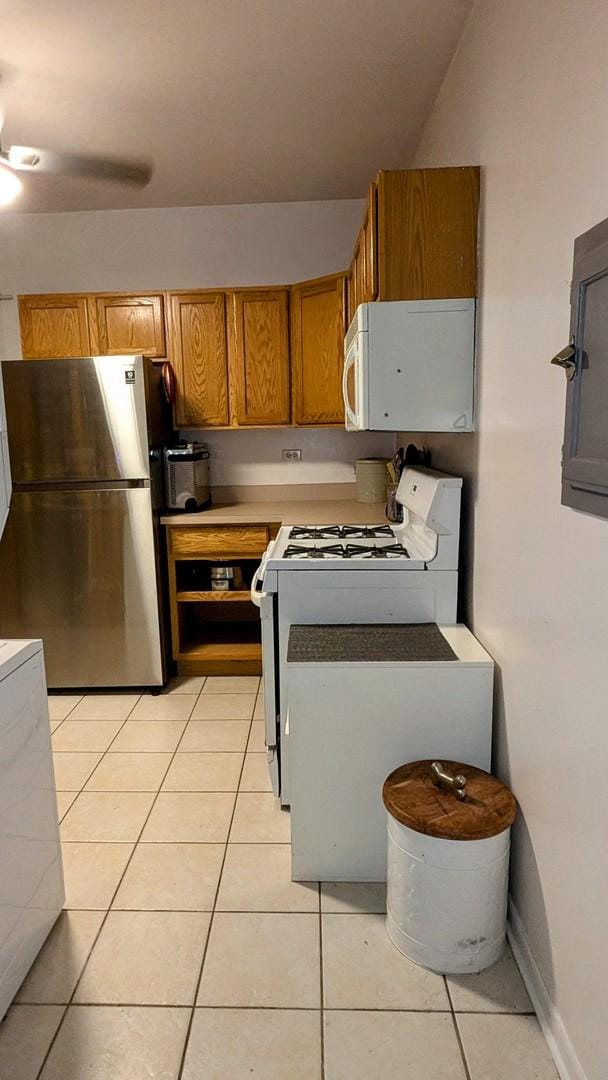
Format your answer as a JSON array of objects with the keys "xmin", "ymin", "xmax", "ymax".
[
  {"xmin": 444, "ymin": 977, "xmax": 473, "ymax": 1080},
  {"xmin": 22, "ymin": 1001, "xmax": 463, "ymax": 1012},
  {"xmin": 35, "ymin": 689, "xmax": 149, "ymax": 1079},
  {"xmin": 36, "ymin": 682, "xmax": 210, "ymax": 1079},
  {"xmin": 175, "ymin": 697, "xmax": 256, "ymax": 1080},
  {"xmin": 46, "ymin": 690, "xmax": 83, "ymax": 740},
  {"xmin": 319, "ymin": 883, "xmax": 325, "ymax": 1080}
]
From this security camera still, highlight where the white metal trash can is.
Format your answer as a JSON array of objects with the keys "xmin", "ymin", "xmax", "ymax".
[{"xmin": 383, "ymin": 759, "xmax": 517, "ymax": 975}]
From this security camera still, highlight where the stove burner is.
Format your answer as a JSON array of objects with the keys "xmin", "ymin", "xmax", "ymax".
[
  {"xmin": 343, "ymin": 544, "xmax": 411, "ymax": 560},
  {"xmin": 288, "ymin": 524, "xmax": 396, "ymax": 541},
  {"xmin": 340, "ymin": 524, "xmax": 395, "ymax": 539},
  {"xmin": 283, "ymin": 544, "xmax": 346, "ymax": 560},
  {"xmin": 289, "ymin": 526, "xmax": 342, "ymax": 541}
]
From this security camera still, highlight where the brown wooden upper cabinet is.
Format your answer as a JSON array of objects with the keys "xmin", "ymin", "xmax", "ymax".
[
  {"xmin": 92, "ymin": 293, "xmax": 166, "ymax": 357},
  {"xmin": 347, "ymin": 166, "xmax": 479, "ymax": 325},
  {"xmin": 228, "ymin": 289, "xmax": 290, "ymax": 426},
  {"xmin": 19, "ymin": 291, "xmax": 166, "ymax": 360},
  {"xmin": 169, "ymin": 291, "xmax": 230, "ymax": 428},
  {"xmin": 291, "ymin": 273, "xmax": 346, "ymax": 425},
  {"xmin": 347, "ymin": 184, "xmax": 378, "ymax": 328},
  {"xmin": 17, "ymin": 166, "xmax": 479, "ymax": 426},
  {"xmin": 19, "ymin": 294, "xmax": 92, "ymax": 359}
]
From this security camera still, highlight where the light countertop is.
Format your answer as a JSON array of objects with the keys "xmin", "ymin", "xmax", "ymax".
[{"xmin": 161, "ymin": 499, "xmax": 387, "ymax": 527}]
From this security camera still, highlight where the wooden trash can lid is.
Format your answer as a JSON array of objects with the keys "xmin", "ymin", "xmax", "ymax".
[{"xmin": 383, "ymin": 760, "xmax": 517, "ymax": 841}]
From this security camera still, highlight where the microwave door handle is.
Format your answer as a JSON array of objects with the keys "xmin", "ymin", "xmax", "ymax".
[{"xmin": 342, "ymin": 348, "xmax": 358, "ymax": 429}]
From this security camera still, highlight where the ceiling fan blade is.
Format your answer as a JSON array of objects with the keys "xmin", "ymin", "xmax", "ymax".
[{"xmin": 3, "ymin": 146, "xmax": 152, "ymax": 187}]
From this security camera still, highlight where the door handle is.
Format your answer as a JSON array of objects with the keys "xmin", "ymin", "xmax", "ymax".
[
  {"xmin": 551, "ymin": 344, "xmax": 576, "ymax": 380},
  {"xmin": 342, "ymin": 352, "xmax": 358, "ymax": 428}
]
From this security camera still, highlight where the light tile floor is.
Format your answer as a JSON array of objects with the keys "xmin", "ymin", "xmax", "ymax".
[{"xmin": 0, "ymin": 675, "xmax": 559, "ymax": 1080}]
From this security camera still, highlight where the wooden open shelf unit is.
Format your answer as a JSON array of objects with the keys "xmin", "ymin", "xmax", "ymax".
[{"xmin": 166, "ymin": 521, "xmax": 279, "ymax": 676}]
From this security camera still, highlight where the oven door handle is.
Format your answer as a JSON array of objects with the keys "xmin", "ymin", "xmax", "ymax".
[{"xmin": 250, "ymin": 541, "xmax": 273, "ymax": 607}]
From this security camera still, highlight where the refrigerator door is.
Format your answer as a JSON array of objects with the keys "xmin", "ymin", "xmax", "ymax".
[
  {"xmin": 1, "ymin": 355, "xmax": 150, "ymax": 484},
  {"xmin": 0, "ymin": 486, "xmax": 164, "ymax": 687}
]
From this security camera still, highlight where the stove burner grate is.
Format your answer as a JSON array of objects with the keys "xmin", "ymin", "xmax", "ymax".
[
  {"xmin": 283, "ymin": 544, "xmax": 346, "ymax": 560},
  {"xmin": 340, "ymin": 524, "xmax": 395, "ymax": 539},
  {"xmin": 288, "ymin": 524, "xmax": 396, "ymax": 541},
  {"xmin": 289, "ymin": 526, "xmax": 342, "ymax": 541},
  {"xmin": 343, "ymin": 543, "xmax": 411, "ymax": 559}
]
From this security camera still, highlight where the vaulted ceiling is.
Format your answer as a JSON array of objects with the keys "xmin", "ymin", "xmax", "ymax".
[{"xmin": 0, "ymin": 0, "xmax": 471, "ymax": 212}]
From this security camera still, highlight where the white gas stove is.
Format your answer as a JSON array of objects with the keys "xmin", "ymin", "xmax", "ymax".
[{"xmin": 251, "ymin": 467, "xmax": 463, "ymax": 803}]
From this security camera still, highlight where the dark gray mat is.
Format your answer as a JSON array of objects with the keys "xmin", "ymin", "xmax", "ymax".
[{"xmin": 287, "ymin": 623, "xmax": 458, "ymax": 664}]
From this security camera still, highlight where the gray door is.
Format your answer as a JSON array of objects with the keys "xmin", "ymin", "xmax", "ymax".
[
  {"xmin": 0, "ymin": 486, "xmax": 163, "ymax": 687},
  {"xmin": 562, "ymin": 218, "xmax": 608, "ymax": 516},
  {"xmin": 1, "ymin": 356, "xmax": 150, "ymax": 484}
]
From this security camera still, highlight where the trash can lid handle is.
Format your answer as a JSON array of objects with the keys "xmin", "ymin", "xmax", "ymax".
[{"xmin": 431, "ymin": 761, "xmax": 467, "ymax": 801}]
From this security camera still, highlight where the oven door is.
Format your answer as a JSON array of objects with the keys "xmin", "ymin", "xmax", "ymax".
[{"xmin": 251, "ymin": 557, "xmax": 280, "ymax": 797}]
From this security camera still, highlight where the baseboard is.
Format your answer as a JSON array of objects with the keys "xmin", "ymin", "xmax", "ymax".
[{"xmin": 508, "ymin": 898, "xmax": 588, "ymax": 1080}]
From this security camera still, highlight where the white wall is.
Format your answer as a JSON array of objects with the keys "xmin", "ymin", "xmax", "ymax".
[
  {"xmin": 0, "ymin": 198, "xmax": 393, "ymax": 483},
  {"xmin": 189, "ymin": 427, "xmax": 395, "ymax": 488},
  {"xmin": 405, "ymin": 2, "xmax": 608, "ymax": 1076}
]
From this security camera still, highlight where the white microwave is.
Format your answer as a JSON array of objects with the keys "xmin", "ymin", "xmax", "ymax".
[{"xmin": 342, "ymin": 299, "xmax": 476, "ymax": 432}]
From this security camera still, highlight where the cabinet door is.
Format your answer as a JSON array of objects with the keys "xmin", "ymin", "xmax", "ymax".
[
  {"xmin": 377, "ymin": 167, "xmax": 479, "ymax": 299},
  {"xmin": 93, "ymin": 293, "xmax": 166, "ymax": 357},
  {"xmin": 358, "ymin": 182, "xmax": 377, "ymax": 305},
  {"xmin": 19, "ymin": 294, "xmax": 91, "ymax": 359},
  {"xmin": 291, "ymin": 274, "xmax": 346, "ymax": 425},
  {"xmin": 169, "ymin": 291, "xmax": 230, "ymax": 428},
  {"xmin": 345, "ymin": 183, "xmax": 377, "ymax": 331},
  {"xmin": 229, "ymin": 289, "xmax": 290, "ymax": 425},
  {"xmin": 346, "ymin": 266, "xmax": 356, "ymax": 330}
]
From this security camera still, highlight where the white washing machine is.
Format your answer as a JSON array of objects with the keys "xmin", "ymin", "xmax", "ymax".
[{"xmin": 0, "ymin": 640, "xmax": 64, "ymax": 1019}]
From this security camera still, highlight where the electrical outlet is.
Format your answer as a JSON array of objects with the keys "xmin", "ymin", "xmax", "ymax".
[{"xmin": 282, "ymin": 449, "xmax": 302, "ymax": 462}]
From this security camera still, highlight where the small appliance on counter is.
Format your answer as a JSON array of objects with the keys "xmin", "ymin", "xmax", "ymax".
[
  {"xmin": 210, "ymin": 564, "xmax": 244, "ymax": 592},
  {"xmin": 164, "ymin": 441, "xmax": 210, "ymax": 511},
  {"xmin": 355, "ymin": 457, "xmax": 388, "ymax": 503}
]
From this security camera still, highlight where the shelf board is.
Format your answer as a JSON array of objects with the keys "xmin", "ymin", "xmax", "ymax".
[
  {"xmin": 177, "ymin": 590, "xmax": 252, "ymax": 603},
  {"xmin": 178, "ymin": 640, "xmax": 262, "ymax": 662}
]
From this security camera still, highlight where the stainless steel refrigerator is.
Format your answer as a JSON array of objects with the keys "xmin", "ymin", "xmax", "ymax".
[{"xmin": 0, "ymin": 355, "xmax": 172, "ymax": 688}]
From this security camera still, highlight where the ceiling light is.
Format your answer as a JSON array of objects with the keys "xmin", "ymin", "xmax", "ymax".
[
  {"xmin": 7, "ymin": 145, "xmax": 40, "ymax": 168},
  {"xmin": 0, "ymin": 163, "xmax": 22, "ymax": 206}
]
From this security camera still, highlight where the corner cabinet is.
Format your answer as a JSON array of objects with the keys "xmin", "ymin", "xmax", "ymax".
[
  {"xmin": 228, "ymin": 289, "xmax": 291, "ymax": 426},
  {"xmin": 347, "ymin": 166, "xmax": 479, "ymax": 323},
  {"xmin": 291, "ymin": 273, "xmax": 346, "ymax": 424},
  {"xmin": 18, "ymin": 294, "xmax": 92, "ymax": 359},
  {"xmin": 169, "ymin": 291, "xmax": 230, "ymax": 427}
]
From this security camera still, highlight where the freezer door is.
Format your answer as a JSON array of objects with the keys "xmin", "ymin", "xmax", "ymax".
[
  {"xmin": 1, "ymin": 356, "xmax": 150, "ymax": 483},
  {"xmin": 259, "ymin": 591, "xmax": 280, "ymax": 797},
  {"xmin": 0, "ymin": 486, "xmax": 164, "ymax": 687}
]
